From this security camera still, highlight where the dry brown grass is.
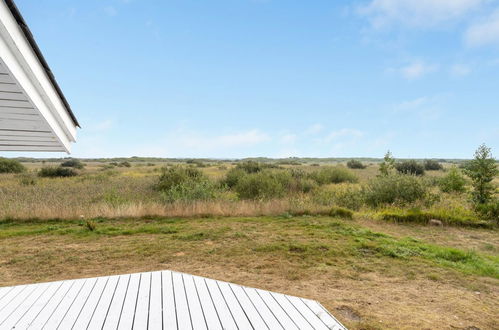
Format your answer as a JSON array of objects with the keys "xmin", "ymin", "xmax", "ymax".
[{"xmin": 0, "ymin": 216, "xmax": 497, "ymax": 329}]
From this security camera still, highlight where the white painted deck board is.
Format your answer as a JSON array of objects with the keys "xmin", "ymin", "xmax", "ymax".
[{"xmin": 0, "ymin": 270, "xmax": 346, "ymax": 330}]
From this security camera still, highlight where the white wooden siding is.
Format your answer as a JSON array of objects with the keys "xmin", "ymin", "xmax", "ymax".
[
  {"xmin": 0, "ymin": 1, "xmax": 78, "ymax": 152},
  {"xmin": 0, "ymin": 270, "xmax": 346, "ymax": 330},
  {"xmin": 0, "ymin": 61, "xmax": 66, "ymax": 152}
]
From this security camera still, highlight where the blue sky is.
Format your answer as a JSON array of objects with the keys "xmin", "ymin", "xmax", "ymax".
[{"xmin": 11, "ymin": 0, "xmax": 499, "ymax": 159}]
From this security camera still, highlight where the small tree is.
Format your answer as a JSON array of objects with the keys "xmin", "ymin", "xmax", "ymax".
[
  {"xmin": 379, "ymin": 151, "xmax": 395, "ymax": 176},
  {"xmin": 463, "ymin": 144, "xmax": 498, "ymax": 205}
]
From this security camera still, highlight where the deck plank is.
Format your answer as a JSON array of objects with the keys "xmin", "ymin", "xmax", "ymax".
[
  {"xmin": 148, "ymin": 271, "xmax": 163, "ymax": 330},
  {"xmin": 102, "ymin": 274, "xmax": 131, "ymax": 330},
  {"xmin": 28, "ymin": 280, "xmax": 82, "ymax": 329},
  {"xmin": 204, "ymin": 278, "xmax": 238, "ymax": 330},
  {"xmin": 133, "ymin": 272, "xmax": 151, "ymax": 329},
  {"xmin": 0, "ymin": 282, "xmax": 50, "ymax": 328},
  {"xmin": 11, "ymin": 280, "xmax": 65, "ymax": 329},
  {"xmin": 162, "ymin": 271, "xmax": 178, "ymax": 329},
  {"xmin": 0, "ymin": 270, "xmax": 346, "ymax": 330},
  {"xmin": 117, "ymin": 272, "xmax": 141, "ymax": 330},
  {"xmin": 192, "ymin": 275, "xmax": 223, "ymax": 330},
  {"xmin": 254, "ymin": 289, "xmax": 300, "ymax": 330},
  {"xmin": 172, "ymin": 271, "xmax": 193, "ymax": 330},
  {"xmin": 86, "ymin": 275, "xmax": 120, "ymax": 329}
]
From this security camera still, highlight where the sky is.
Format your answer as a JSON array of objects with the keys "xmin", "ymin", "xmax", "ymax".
[{"xmin": 9, "ymin": 0, "xmax": 499, "ymax": 159}]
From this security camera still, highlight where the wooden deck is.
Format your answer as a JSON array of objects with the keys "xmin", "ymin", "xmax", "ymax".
[{"xmin": 0, "ymin": 270, "xmax": 346, "ymax": 329}]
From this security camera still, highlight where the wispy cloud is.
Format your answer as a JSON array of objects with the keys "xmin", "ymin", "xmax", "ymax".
[
  {"xmin": 358, "ymin": 0, "xmax": 485, "ymax": 29},
  {"xmin": 465, "ymin": 9, "xmax": 499, "ymax": 47},
  {"xmin": 450, "ymin": 63, "xmax": 472, "ymax": 77},
  {"xmin": 304, "ymin": 123, "xmax": 324, "ymax": 135},
  {"xmin": 391, "ymin": 60, "xmax": 438, "ymax": 80},
  {"xmin": 393, "ymin": 95, "xmax": 446, "ymax": 120}
]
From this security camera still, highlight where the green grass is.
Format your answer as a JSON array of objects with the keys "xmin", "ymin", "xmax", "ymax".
[{"xmin": 2, "ymin": 215, "xmax": 496, "ymax": 279}]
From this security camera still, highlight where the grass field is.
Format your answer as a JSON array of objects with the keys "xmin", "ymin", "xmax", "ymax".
[{"xmin": 0, "ymin": 159, "xmax": 498, "ymax": 329}]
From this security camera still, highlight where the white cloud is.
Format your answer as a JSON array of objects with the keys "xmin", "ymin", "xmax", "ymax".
[
  {"xmin": 393, "ymin": 95, "xmax": 445, "ymax": 120},
  {"xmin": 359, "ymin": 0, "xmax": 485, "ymax": 29},
  {"xmin": 450, "ymin": 64, "xmax": 472, "ymax": 76},
  {"xmin": 304, "ymin": 123, "xmax": 324, "ymax": 135},
  {"xmin": 395, "ymin": 61, "xmax": 438, "ymax": 80},
  {"xmin": 465, "ymin": 9, "xmax": 499, "ymax": 46}
]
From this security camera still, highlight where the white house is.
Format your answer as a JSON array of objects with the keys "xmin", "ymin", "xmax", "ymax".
[{"xmin": 0, "ymin": 0, "xmax": 79, "ymax": 153}]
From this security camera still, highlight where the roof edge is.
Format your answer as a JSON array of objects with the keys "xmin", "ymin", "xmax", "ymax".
[{"xmin": 4, "ymin": 0, "xmax": 80, "ymax": 128}]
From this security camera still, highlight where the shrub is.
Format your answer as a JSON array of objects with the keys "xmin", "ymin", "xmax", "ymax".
[
  {"xmin": 364, "ymin": 174, "xmax": 428, "ymax": 207},
  {"xmin": 60, "ymin": 158, "xmax": 85, "ymax": 169},
  {"xmin": 308, "ymin": 166, "xmax": 358, "ymax": 185},
  {"xmin": 329, "ymin": 207, "xmax": 354, "ymax": 219},
  {"xmin": 160, "ymin": 180, "xmax": 218, "ymax": 202},
  {"xmin": 234, "ymin": 170, "xmax": 289, "ymax": 200},
  {"xmin": 424, "ymin": 159, "xmax": 443, "ymax": 171},
  {"xmin": 156, "ymin": 166, "xmax": 217, "ymax": 202},
  {"xmin": 475, "ymin": 201, "xmax": 499, "ymax": 222},
  {"xmin": 463, "ymin": 144, "xmax": 498, "ymax": 205},
  {"xmin": 0, "ymin": 158, "xmax": 25, "ymax": 173},
  {"xmin": 222, "ymin": 168, "xmax": 247, "ymax": 188},
  {"xmin": 38, "ymin": 166, "xmax": 78, "ymax": 178},
  {"xmin": 439, "ymin": 167, "xmax": 466, "ymax": 193},
  {"xmin": 347, "ymin": 159, "xmax": 366, "ymax": 169},
  {"xmin": 312, "ymin": 184, "xmax": 364, "ymax": 210},
  {"xmin": 395, "ymin": 160, "xmax": 425, "ymax": 176},
  {"xmin": 157, "ymin": 166, "xmax": 205, "ymax": 191},
  {"xmin": 118, "ymin": 161, "xmax": 131, "ymax": 168}
]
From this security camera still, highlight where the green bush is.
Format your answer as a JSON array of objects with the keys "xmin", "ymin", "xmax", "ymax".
[
  {"xmin": 234, "ymin": 170, "xmax": 289, "ymax": 200},
  {"xmin": 424, "ymin": 159, "xmax": 443, "ymax": 171},
  {"xmin": 312, "ymin": 185, "xmax": 364, "ymax": 210},
  {"xmin": 160, "ymin": 180, "xmax": 218, "ymax": 202},
  {"xmin": 118, "ymin": 161, "xmax": 131, "ymax": 168},
  {"xmin": 364, "ymin": 174, "xmax": 428, "ymax": 207},
  {"xmin": 475, "ymin": 201, "xmax": 499, "ymax": 222},
  {"xmin": 60, "ymin": 158, "xmax": 85, "ymax": 169},
  {"xmin": 222, "ymin": 168, "xmax": 247, "ymax": 188},
  {"xmin": 38, "ymin": 166, "xmax": 78, "ymax": 178},
  {"xmin": 395, "ymin": 160, "xmax": 425, "ymax": 176},
  {"xmin": 0, "ymin": 158, "xmax": 25, "ymax": 174},
  {"xmin": 156, "ymin": 166, "xmax": 217, "ymax": 202},
  {"xmin": 329, "ymin": 207, "xmax": 354, "ymax": 219},
  {"xmin": 347, "ymin": 159, "xmax": 366, "ymax": 169},
  {"xmin": 157, "ymin": 166, "xmax": 205, "ymax": 191},
  {"xmin": 308, "ymin": 166, "xmax": 358, "ymax": 185},
  {"xmin": 439, "ymin": 167, "xmax": 467, "ymax": 193}
]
